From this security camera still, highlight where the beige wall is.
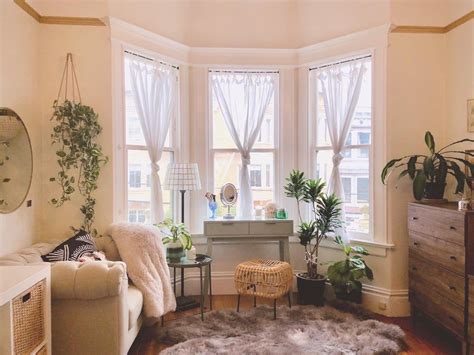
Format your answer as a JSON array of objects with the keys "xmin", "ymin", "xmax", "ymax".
[
  {"xmin": 38, "ymin": 25, "xmax": 113, "ymax": 241},
  {"xmin": 0, "ymin": 1, "xmax": 41, "ymax": 256}
]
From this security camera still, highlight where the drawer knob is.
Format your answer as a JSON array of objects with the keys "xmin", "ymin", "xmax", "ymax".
[
  {"xmin": 412, "ymin": 217, "xmax": 419, "ymax": 221},
  {"xmin": 448, "ymin": 315, "xmax": 456, "ymax": 322},
  {"xmin": 449, "ymin": 286, "xmax": 456, "ymax": 291},
  {"xmin": 449, "ymin": 226, "xmax": 457, "ymax": 231},
  {"xmin": 413, "ymin": 242, "xmax": 420, "ymax": 246},
  {"xmin": 411, "ymin": 267, "xmax": 417, "ymax": 271},
  {"xmin": 450, "ymin": 255, "xmax": 457, "ymax": 261}
]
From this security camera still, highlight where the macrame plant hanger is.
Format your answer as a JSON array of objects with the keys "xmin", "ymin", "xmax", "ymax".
[{"xmin": 55, "ymin": 53, "xmax": 82, "ymax": 105}]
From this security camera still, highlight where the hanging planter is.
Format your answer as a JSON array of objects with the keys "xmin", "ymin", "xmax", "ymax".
[{"xmin": 49, "ymin": 53, "xmax": 108, "ymax": 236}]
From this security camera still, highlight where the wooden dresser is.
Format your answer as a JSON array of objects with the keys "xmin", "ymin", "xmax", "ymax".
[{"xmin": 408, "ymin": 202, "xmax": 474, "ymax": 352}]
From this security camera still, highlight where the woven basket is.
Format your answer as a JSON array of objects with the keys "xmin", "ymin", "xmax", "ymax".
[
  {"xmin": 12, "ymin": 280, "xmax": 45, "ymax": 354},
  {"xmin": 235, "ymin": 259, "xmax": 293, "ymax": 299}
]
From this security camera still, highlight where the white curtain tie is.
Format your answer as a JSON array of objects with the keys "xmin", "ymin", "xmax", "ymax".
[
  {"xmin": 241, "ymin": 154, "xmax": 251, "ymax": 166},
  {"xmin": 151, "ymin": 162, "xmax": 160, "ymax": 173},
  {"xmin": 332, "ymin": 152, "xmax": 344, "ymax": 167}
]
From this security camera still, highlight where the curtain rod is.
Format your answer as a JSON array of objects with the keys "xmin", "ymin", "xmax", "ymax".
[
  {"xmin": 209, "ymin": 69, "xmax": 279, "ymax": 74},
  {"xmin": 124, "ymin": 50, "xmax": 179, "ymax": 70},
  {"xmin": 309, "ymin": 54, "xmax": 371, "ymax": 71}
]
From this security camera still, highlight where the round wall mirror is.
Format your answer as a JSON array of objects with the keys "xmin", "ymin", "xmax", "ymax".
[
  {"xmin": 0, "ymin": 108, "xmax": 33, "ymax": 213},
  {"xmin": 220, "ymin": 183, "xmax": 238, "ymax": 219}
]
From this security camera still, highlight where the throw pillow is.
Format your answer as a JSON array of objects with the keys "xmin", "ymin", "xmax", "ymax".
[{"xmin": 41, "ymin": 230, "xmax": 97, "ymax": 262}]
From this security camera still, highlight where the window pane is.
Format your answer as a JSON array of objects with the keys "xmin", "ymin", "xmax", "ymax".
[
  {"xmin": 213, "ymin": 151, "xmax": 274, "ymax": 216},
  {"xmin": 124, "ymin": 57, "xmax": 172, "ymax": 147},
  {"xmin": 127, "ymin": 149, "xmax": 173, "ymax": 223},
  {"xmin": 315, "ymin": 148, "xmax": 369, "ymax": 235},
  {"xmin": 211, "ymin": 78, "xmax": 275, "ymax": 149}
]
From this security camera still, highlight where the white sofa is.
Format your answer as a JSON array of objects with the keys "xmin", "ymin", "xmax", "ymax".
[{"xmin": 0, "ymin": 236, "xmax": 143, "ymax": 355}]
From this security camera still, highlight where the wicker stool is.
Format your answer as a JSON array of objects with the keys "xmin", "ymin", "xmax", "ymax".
[{"xmin": 234, "ymin": 259, "xmax": 293, "ymax": 319}]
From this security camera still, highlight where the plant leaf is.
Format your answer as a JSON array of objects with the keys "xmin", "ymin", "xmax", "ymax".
[
  {"xmin": 381, "ymin": 158, "xmax": 402, "ymax": 184},
  {"xmin": 413, "ymin": 170, "xmax": 426, "ymax": 200},
  {"xmin": 424, "ymin": 131, "xmax": 435, "ymax": 154}
]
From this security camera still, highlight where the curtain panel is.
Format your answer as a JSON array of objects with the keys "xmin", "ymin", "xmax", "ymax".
[
  {"xmin": 211, "ymin": 72, "xmax": 275, "ymax": 217},
  {"xmin": 127, "ymin": 53, "xmax": 178, "ymax": 223}
]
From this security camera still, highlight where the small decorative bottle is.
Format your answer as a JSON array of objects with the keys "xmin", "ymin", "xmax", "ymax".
[{"xmin": 209, "ymin": 200, "xmax": 218, "ymax": 219}]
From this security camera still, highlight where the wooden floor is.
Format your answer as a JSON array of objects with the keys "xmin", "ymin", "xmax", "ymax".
[{"xmin": 128, "ymin": 295, "xmax": 461, "ymax": 354}]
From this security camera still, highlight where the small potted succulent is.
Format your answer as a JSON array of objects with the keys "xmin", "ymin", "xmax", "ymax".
[
  {"xmin": 327, "ymin": 236, "xmax": 373, "ymax": 303},
  {"xmin": 284, "ymin": 170, "xmax": 343, "ymax": 306},
  {"xmin": 156, "ymin": 218, "xmax": 192, "ymax": 261},
  {"xmin": 382, "ymin": 131, "xmax": 474, "ymax": 200}
]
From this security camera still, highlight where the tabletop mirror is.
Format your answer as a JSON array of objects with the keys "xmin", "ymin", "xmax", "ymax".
[
  {"xmin": 0, "ymin": 108, "xmax": 33, "ymax": 213},
  {"xmin": 220, "ymin": 183, "xmax": 238, "ymax": 219}
]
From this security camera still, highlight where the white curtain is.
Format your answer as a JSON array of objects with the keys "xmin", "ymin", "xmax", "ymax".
[
  {"xmin": 127, "ymin": 54, "xmax": 178, "ymax": 223},
  {"xmin": 212, "ymin": 72, "xmax": 275, "ymax": 217}
]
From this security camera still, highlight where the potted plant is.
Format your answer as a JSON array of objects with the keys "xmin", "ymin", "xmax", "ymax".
[
  {"xmin": 381, "ymin": 131, "xmax": 474, "ymax": 200},
  {"xmin": 284, "ymin": 170, "xmax": 343, "ymax": 306},
  {"xmin": 327, "ymin": 236, "xmax": 373, "ymax": 303},
  {"xmin": 156, "ymin": 218, "xmax": 192, "ymax": 261}
]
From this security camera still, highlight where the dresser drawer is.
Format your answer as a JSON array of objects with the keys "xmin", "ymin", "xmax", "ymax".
[
  {"xmin": 205, "ymin": 222, "xmax": 249, "ymax": 236},
  {"xmin": 249, "ymin": 221, "xmax": 293, "ymax": 236},
  {"xmin": 410, "ymin": 283, "xmax": 465, "ymax": 337},
  {"xmin": 469, "ymin": 276, "xmax": 474, "ymax": 341},
  {"xmin": 409, "ymin": 255, "xmax": 465, "ymax": 307},
  {"xmin": 409, "ymin": 232, "xmax": 465, "ymax": 275},
  {"xmin": 408, "ymin": 205, "xmax": 465, "ymax": 246}
]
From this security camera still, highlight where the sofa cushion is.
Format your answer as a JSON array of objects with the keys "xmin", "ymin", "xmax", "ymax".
[
  {"xmin": 127, "ymin": 285, "xmax": 143, "ymax": 330},
  {"xmin": 42, "ymin": 230, "xmax": 97, "ymax": 262}
]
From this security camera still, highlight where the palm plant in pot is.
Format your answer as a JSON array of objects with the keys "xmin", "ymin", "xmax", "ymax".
[
  {"xmin": 285, "ymin": 170, "xmax": 343, "ymax": 306},
  {"xmin": 381, "ymin": 131, "xmax": 474, "ymax": 200},
  {"xmin": 327, "ymin": 236, "xmax": 373, "ymax": 303},
  {"xmin": 156, "ymin": 218, "xmax": 192, "ymax": 261}
]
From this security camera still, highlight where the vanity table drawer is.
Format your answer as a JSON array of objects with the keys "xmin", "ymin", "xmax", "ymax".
[
  {"xmin": 205, "ymin": 222, "xmax": 249, "ymax": 236},
  {"xmin": 249, "ymin": 221, "xmax": 293, "ymax": 236}
]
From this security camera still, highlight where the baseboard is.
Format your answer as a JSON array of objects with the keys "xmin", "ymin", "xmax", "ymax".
[{"xmin": 170, "ymin": 270, "xmax": 410, "ymax": 317}]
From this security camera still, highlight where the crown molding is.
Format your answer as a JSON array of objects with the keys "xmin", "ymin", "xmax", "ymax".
[
  {"xmin": 392, "ymin": 10, "xmax": 474, "ymax": 34},
  {"xmin": 14, "ymin": 0, "xmax": 105, "ymax": 26}
]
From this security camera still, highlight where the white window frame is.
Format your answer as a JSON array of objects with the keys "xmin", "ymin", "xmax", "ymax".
[
  {"xmin": 208, "ymin": 70, "xmax": 280, "ymax": 207},
  {"xmin": 120, "ymin": 47, "xmax": 180, "ymax": 223},
  {"xmin": 309, "ymin": 54, "xmax": 374, "ymax": 241}
]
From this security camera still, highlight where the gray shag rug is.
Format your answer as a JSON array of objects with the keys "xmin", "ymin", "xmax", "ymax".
[{"xmin": 156, "ymin": 305, "xmax": 406, "ymax": 354}]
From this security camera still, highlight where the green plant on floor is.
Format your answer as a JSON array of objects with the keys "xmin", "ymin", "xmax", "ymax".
[
  {"xmin": 327, "ymin": 235, "xmax": 373, "ymax": 298},
  {"xmin": 381, "ymin": 131, "xmax": 474, "ymax": 201},
  {"xmin": 284, "ymin": 170, "xmax": 343, "ymax": 279},
  {"xmin": 50, "ymin": 100, "xmax": 108, "ymax": 236},
  {"xmin": 156, "ymin": 218, "xmax": 193, "ymax": 250}
]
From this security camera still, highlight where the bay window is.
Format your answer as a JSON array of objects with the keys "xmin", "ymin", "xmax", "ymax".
[
  {"xmin": 310, "ymin": 56, "xmax": 372, "ymax": 239},
  {"xmin": 209, "ymin": 70, "xmax": 279, "ymax": 217}
]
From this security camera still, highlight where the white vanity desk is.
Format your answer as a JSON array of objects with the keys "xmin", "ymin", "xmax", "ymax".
[{"xmin": 203, "ymin": 218, "xmax": 294, "ymax": 262}]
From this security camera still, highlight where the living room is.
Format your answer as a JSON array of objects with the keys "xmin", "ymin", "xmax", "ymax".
[{"xmin": 0, "ymin": 0, "xmax": 473, "ymax": 354}]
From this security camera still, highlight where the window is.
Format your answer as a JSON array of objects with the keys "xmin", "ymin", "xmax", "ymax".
[
  {"xmin": 124, "ymin": 53, "xmax": 177, "ymax": 223},
  {"xmin": 311, "ymin": 56, "xmax": 372, "ymax": 238},
  {"xmin": 210, "ymin": 71, "xmax": 278, "ymax": 216}
]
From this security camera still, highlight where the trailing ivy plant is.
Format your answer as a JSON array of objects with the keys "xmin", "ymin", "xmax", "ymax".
[{"xmin": 50, "ymin": 100, "xmax": 108, "ymax": 235}]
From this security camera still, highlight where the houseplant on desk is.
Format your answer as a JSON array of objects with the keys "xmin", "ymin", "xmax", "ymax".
[
  {"xmin": 156, "ymin": 218, "xmax": 192, "ymax": 261},
  {"xmin": 284, "ymin": 170, "xmax": 343, "ymax": 306}
]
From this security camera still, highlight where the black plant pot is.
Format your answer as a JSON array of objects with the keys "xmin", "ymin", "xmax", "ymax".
[
  {"xmin": 335, "ymin": 289, "xmax": 362, "ymax": 304},
  {"xmin": 423, "ymin": 182, "xmax": 446, "ymax": 200},
  {"xmin": 297, "ymin": 273, "xmax": 326, "ymax": 306}
]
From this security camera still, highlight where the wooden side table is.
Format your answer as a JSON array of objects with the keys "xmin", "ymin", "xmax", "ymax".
[
  {"xmin": 167, "ymin": 254, "xmax": 213, "ymax": 321},
  {"xmin": 0, "ymin": 265, "xmax": 51, "ymax": 355}
]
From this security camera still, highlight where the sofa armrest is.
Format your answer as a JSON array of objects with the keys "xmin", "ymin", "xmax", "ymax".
[{"xmin": 51, "ymin": 261, "xmax": 128, "ymax": 300}]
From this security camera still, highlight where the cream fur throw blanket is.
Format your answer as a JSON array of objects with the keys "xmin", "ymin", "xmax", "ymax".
[{"xmin": 107, "ymin": 223, "xmax": 176, "ymax": 319}]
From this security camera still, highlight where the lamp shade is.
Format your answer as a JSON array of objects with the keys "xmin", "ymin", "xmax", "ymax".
[{"xmin": 163, "ymin": 163, "xmax": 201, "ymax": 191}]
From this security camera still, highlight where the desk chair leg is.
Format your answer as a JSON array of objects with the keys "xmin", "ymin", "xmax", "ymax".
[
  {"xmin": 253, "ymin": 285, "xmax": 256, "ymax": 307},
  {"xmin": 237, "ymin": 294, "xmax": 241, "ymax": 312},
  {"xmin": 273, "ymin": 299, "xmax": 277, "ymax": 320},
  {"xmin": 288, "ymin": 292, "xmax": 291, "ymax": 308}
]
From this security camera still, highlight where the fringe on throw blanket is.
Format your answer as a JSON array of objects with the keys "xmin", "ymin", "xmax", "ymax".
[{"xmin": 107, "ymin": 223, "xmax": 176, "ymax": 320}]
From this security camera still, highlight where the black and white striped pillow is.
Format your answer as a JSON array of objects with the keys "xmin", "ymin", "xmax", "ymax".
[{"xmin": 41, "ymin": 230, "xmax": 97, "ymax": 262}]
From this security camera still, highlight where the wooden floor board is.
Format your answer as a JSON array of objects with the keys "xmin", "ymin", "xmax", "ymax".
[{"xmin": 128, "ymin": 294, "xmax": 461, "ymax": 354}]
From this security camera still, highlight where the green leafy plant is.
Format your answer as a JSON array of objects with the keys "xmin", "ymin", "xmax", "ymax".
[
  {"xmin": 327, "ymin": 235, "xmax": 373, "ymax": 297},
  {"xmin": 284, "ymin": 170, "xmax": 343, "ymax": 279},
  {"xmin": 50, "ymin": 100, "xmax": 108, "ymax": 235},
  {"xmin": 156, "ymin": 218, "xmax": 193, "ymax": 250},
  {"xmin": 381, "ymin": 131, "xmax": 474, "ymax": 200}
]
